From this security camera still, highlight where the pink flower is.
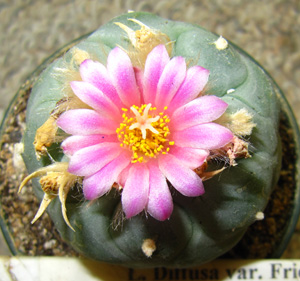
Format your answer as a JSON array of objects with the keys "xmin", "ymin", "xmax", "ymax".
[{"xmin": 56, "ymin": 45, "xmax": 233, "ymax": 221}]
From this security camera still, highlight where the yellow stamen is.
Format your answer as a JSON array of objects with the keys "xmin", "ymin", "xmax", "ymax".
[{"xmin": 116, "ymin": 103, "xmax": 174, "ymax": 163}]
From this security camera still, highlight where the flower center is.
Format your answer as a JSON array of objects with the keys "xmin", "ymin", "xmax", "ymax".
[{"xmin": 116, "ymin": 103, "xmax": 174, "ymax": 163}]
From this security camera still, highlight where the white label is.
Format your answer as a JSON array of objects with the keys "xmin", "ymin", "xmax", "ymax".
[{"xmin": 1, "ymin": 257, "xmax": 300, "ymax": 281}]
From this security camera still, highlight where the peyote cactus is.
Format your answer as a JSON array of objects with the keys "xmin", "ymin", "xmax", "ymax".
[{"xmin": 19, "ymin": 12, "xmax": 281, "ymax": 267}]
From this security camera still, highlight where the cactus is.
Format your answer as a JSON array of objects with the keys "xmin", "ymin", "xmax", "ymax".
[{"xmin": 20, "ymin": 12, "xmax": 281, "ymax": 267}]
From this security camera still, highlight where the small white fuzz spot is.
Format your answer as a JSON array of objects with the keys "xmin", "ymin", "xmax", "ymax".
[
  {"xmin": 227, "ymin": 88, "xmax": 235, "ymax": 94},
  {"xmin": 214, "ymin": 36, "xmax": 228, "ymax": 50},
  {"xmin": 255, "ymin": 212, "xmax": 265, "ymax": 221},
  {"xmin": 142, "ymin": 239, "xmax": 156, "ymax": 258}
]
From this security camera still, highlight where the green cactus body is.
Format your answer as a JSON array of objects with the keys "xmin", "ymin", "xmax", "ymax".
[{"xmin": 22, "ymin": 12, "xmax": 281, "ymax": 267}]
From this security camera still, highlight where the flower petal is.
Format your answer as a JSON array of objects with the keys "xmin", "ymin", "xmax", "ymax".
[
  {"xmin": 79, "ymin": 59, "xmax": 123, "ymax": 108},
  {"xmin": 143, "ymin": 44, "xmax": 170, "ymax": 104},
  {"xmin": 171, "ymin": 96, "xmax": 228, "ymax": 130},
  {"xmin": 107, "ymin": 47, "xmax": 140, "ymax": 107},
  {"xmin": 134, "ymin": 67, "xmax": 144, "ymax": 98},
  {"xmin": 170, "ymin": 146, "xmax": 209, "ymax": 170},
  {"xmin": 57, "ymin": 109, "xmax": 119, "ymax": 135},
  {"xmin": 68, "ymin": 142, "xmax": 122, "ymax": 176},
  {"xmin": 70, "ymin": 81, "xmax": 121, "ymax": 119},
  {"xmin": 155, "ymin": 56, "xmax": 186, "ymax": 109},
  {"xmin": 158, "ymin": 154, "xmax": 204, "ymax": 197},
  {"xmin": 61, "ymin": 134, "xmax": 118, "ymax": 156},
  {"xmin": 117, "ymin": 164, "xmax": 131, "ymax": 188},
  {"xmin": 83, "ymin": 151, "xmax": 131, "ymax": 200},
  {"xmin": 122, "ymin": 163, "xmax": 149, "ymax": 218},
  {"xmin": 167, "ymin": 66, "xmax": 209, "ymax": 113},
  {"xmin": 147, "ymin": 162, "xmax": 173, "ymax": 221},
  {"xmin": 172, "ymin": 123, "xmax": 234, "ymax": 149}
]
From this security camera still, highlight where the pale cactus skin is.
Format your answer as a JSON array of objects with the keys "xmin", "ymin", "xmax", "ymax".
[{"xmin": 22, "ymin": 12, "xmax": 281, "ymax": 267}]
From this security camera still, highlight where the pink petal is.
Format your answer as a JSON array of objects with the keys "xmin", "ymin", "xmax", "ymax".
[
  {"xmin": 57, "ymin": 109, "xmax": 119, "ymax": 135},
  {"xmin": 167, "ymin": 66, "xmax": 209, "ymax": 113},
  {"xmin": 170, "ymin": 146, "xmax": 209, "ymax": 170},
  {"xmin": 172, "ymin": 123, "xmax": 234, "ymax": 150},
  {"xmin": 117, "ymin": 164, "xmax": 131, "ymax": 187},
  {"xmin": 68, "ymin": 142, "xmax": 122, "ymax": 176},
  {"xmin": 143, "ymin": 45, "xmax": 170, "ymax": 104},
  {"xmin": 70, "ymin": 81, "xmax": 121, "ymax": 119},
  {"xmin": 79, "ymin": 59, "xmax": 123, "ymax": 108},
  {"xmin": 61, "ymin": 134, "xmax": 118, "ymax": 156},
  {"xmin": 134, "ymin": 67, "xmax": 144, "ymax": 99},
  {"xmin": 83, "ymin": 151, "xmax": 131, "ymax": 200},
  {"xmin": 158, "ymin": 154, "xmax": 204, "ymax": 197},
  {"xmin": 107, "ymin": 47, "xmax": 140, "ymax": 107},
  {"xmin": 155, "ymin": 56, "xmax": 186, "ymax": 109},
  {"xmin": 147, "ymin": 162, "xmax": 173, "ymax": 221},
  {"xmin": 171, "ymin": 96, "xmax": 228, "ymax": 130},
  {"xmin": 122, "ymin": 163, "xmax": 149, "ymax": 218}
]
